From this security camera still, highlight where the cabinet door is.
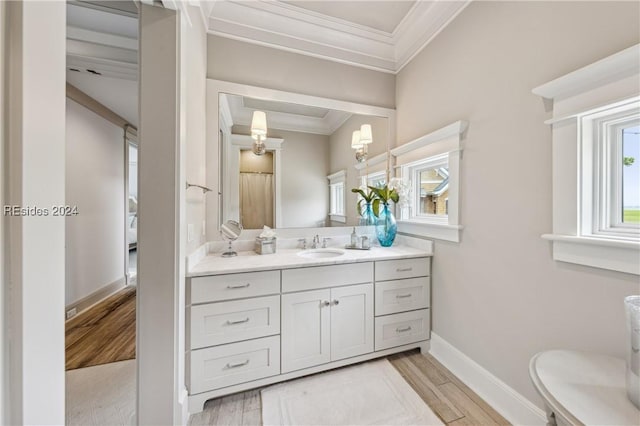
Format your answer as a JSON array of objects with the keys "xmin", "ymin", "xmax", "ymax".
[
  {"xmin": 330, "ymin": 283, "xmax": 374, "ymax": 361},
  {"xmin": 281, "ymin": 289, "xmax": 331, "ymax": 373}
]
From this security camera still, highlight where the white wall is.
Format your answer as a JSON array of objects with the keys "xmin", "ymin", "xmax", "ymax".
[
  {"xmin": 0, "ymin": 2, "xmax": 7, "ymax": 423},
  {"xmin": 6, "ymin": 1, "xmax": 66, "ymax": 423},
  {"xmin": 396, "ymin": 0, "xmax": 640, "ymax": 411},
  {"xmin": 181, "ymin": 4, "xmax": 208, "ymax": 423},
  {"xmin": 207, "ymin": 35, "xmax": 396, "ymax": 109},
  {"xmin": 329, "ymin": 114, "xmax": 389, "ymax": 225},
  {"xmin": 184, "ymin": 6, "xmax": 207, "ymax": 255},
  {"xmin": 65, "ymin": 99, "xmax": 125, "ymax": 305}
]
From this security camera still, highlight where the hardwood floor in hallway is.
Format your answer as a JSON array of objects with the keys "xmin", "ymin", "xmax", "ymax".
[
  {"xmin": 188, "ymin": 349, "xmax": 510, "ymax": 426},
  {"xmin": 65, "ymin": 286, "xmax": 136, "ymax": 370}
]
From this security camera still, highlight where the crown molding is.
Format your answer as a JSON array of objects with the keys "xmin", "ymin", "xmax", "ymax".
[
  {"xmin": 394, "ymin": 1, "xmax": 471, "ymax": 72},
  {"xmin": 202, "ymin": 0, "xmax": 471, "ymax": 74}
]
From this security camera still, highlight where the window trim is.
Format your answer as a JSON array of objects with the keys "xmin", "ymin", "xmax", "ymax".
[
  {"xmin": 390, "ymin": 120, "xmax": 467, "ymax": 242},
  {"xmin": 533, "ymin": 43, "xmax": 640, "ymax": 275},
  {"xmin": 327, "ymin": 170, "xmax": 346, "ymax": 223}
]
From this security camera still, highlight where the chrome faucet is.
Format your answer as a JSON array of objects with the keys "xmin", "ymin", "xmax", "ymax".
[{"xmin": 311, "ymin": 234, "xmax": 320, "ymax": 249}]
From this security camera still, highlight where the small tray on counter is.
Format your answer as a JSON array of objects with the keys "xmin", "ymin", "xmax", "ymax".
[{"xmin": 344, "ymin": 244, "xmax": 371, "ymax": 251}]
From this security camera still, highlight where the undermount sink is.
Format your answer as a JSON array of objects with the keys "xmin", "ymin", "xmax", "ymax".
[{"xmin": 297, "ymin": 248, "xmax": 346, "ymax": 259}]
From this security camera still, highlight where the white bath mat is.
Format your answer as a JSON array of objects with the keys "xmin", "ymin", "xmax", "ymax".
[
  {"xmin": 261, "ymin": 359, "xmax": 444, "ymax": 426},
  {"xmin": 66, "ymin": 359, "xmax": 136, "ymax": 426}
]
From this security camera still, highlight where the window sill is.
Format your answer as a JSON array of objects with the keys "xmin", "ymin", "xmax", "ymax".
[
  {"xmin": 542, "ymin": 234, "xmax": 640, "ymax": 275},
  {"xmin": 397, "ymin": 220, "xmax": 463, "ymax": 243}
]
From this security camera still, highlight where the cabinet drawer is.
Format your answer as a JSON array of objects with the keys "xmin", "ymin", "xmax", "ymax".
[
  {"xmin": 374, "ymin": 309, "xmax": 430, "ymax": 351},
  {"xmin": 189, "ymin": 335, "xmax": 280, "ymax": 394},
  {"xmin": 189, "ymin": 295, "xmax": 280, "ymax": 349},
  {"xmin": 375, "ymin": 258, "xmax": 429, "ymax": 282},
  {"xmin": 190, "ymin": 270, "xmax": 280, "ymax": 304},
  {"xmin": 282, "ymin": 262, "xmax": 373, "ymax": 293},
  {"xmin": 375, "ymin": 277, "xmax": 430, "ymax": 316}
]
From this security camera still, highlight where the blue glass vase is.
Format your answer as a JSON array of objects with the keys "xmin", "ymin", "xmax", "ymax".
[
  {"xmin": 375, "ymin": 203, "xmax": 397, "ymax": 247},
  {"xmin": 359, "ymin": 202, "xmax": 376, "ymax": 226}
]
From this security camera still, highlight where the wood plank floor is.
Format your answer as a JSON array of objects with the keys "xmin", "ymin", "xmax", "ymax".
[
  {"xmin": 65, "ymin": 286, "xmax": 136, "ymax": 370},
  {"xmin": 188, "ymin": 349, "xmax": 510, "ymax": 426}
]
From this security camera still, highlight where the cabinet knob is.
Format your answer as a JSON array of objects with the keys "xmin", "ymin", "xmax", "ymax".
[
  {"xmin": 332, "ymin": 300, "xmax": 340, "ymax": 306},
  {"xmin": 322, "ymin": 300, "xmax": 331, "ymax": 307}
]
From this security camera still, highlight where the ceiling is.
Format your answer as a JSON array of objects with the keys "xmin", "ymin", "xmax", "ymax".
[
  {"xmin": 222, "ymin": 94, "xmax": 353, "ymax": 136},
  {"xmin": 64, "ymin": 0, "xmax": 471, "ymax": 124},
  {"xmin": 202, "ymin": 0, "xmax": 471, "ymax": 73},
  {"xmin": 281, "ymin": 1, "xmax": 417, "ymax": 33},
  {"xmin": 66, "ymin": 1, "xmax": 139, "ymax": 126}
]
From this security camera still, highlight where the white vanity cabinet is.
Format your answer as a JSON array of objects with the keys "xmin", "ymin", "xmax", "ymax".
[
  {"xmin": 187, "ymin": 271, "xmax": 282, "ymax": 396},
  {"xmin": 187, "ymin": 255, "xmax": 432, "ymax": 414},
  {"xmin": 373, "ymin": 258, "xmax": 431, "ymax": 351},
  {"xmin": 281, "ymin": 282, "xmax": 374, "ymax": 373}
]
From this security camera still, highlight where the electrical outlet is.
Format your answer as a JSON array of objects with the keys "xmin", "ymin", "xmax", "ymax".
[
  {"xmin": 188, "ymin": 224, "xmax": 194, "ymax": 242},
  {"xmin": 66, "ymin": 308, "xmax": 77, "ymax": 320}
]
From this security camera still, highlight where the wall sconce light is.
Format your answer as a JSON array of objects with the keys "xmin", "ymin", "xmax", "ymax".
[
  {"xmin": 352, "ymin": 124, "xmax": 373, "ymax": 163},
  {"xmin": 251, "ymin": 110, "xmax": 268, "ymax": 156}
]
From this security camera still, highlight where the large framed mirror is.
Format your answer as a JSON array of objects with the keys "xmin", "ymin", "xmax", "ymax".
[{"xmin": 206, "ymin": 80, "xmax": 396, "ymax": 238}]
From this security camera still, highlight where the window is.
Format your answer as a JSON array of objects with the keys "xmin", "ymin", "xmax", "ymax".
[
  {"xmin": 327, "ymin": 170, "xmax": 346, "ymax": 223},
  {"xmin": 362, "ymin": 171, "xmax": 386, "ymax": 189},
  {"xmin": 533, "ymin": 43, "xmax": 640, "ymax": 275},
  {"xmin": 390, "ymin": 121, "xmax": 467, "ymax": 242},
  {"xmin": 582, "ymin": 101, "xmax": 640, "ymax": 240},
  {"xmin": 398, "ymin": 154, "xmax": 450, "ymax": 223},
  {"xmin": 623, "ymin": 126, "xmax": 640, "ymax": 225}
]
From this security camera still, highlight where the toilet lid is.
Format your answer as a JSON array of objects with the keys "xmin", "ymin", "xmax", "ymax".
[{"xmin": 529, "ymin": 350, "xmax": 640, "ymax": 425}]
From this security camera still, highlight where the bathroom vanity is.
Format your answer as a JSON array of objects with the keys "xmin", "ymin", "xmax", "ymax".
[{"xmin": 186, "ymin": 244, "xmax": 432, "ymax": 413}]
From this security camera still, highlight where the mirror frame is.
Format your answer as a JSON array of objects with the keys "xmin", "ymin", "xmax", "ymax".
[{"xmin": 206, "ymin": 79, "xmax": 397, "ymax": 239}]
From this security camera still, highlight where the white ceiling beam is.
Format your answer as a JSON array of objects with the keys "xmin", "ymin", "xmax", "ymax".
[{"xmin": 67, "ymin": 26, "xmax": 138, "ymax": 50}]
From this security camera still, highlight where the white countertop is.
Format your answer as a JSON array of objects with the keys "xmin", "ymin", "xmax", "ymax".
[{"xmin": 187, "ymin": 245, "xmax": 432, "ymax": 277}]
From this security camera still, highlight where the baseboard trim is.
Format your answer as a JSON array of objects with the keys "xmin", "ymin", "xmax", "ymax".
[
  {"xmin": 65, "ymin": 277, "xmax": 127, "ymax": 319},
  {"xmin": 429, "ymin": 332, "xmax": 546, "ymax": 425}
]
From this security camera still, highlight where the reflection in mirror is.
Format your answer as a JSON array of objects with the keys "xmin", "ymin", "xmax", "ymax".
[
  {"xmin": 218, "ymin": 93, "xmax": 389, "ymax": 230},
  {"xmin": 220, "ymin": 220, "xmax": 243, "ymax": 257},
  {"xmin": 419, "ymin": 166, "xmax": 449, "ymax": 216}
]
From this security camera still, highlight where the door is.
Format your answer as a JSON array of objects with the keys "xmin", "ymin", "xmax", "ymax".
[
  {"xmin": 281, "ymin": 289, "xmax": 331, "ymax": 373},
  {"xmin": 330, "ymin": 283, "xmax": 374, "ymax": 361}
]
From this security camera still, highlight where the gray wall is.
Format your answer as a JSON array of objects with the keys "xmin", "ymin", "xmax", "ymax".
[
  {"xmin": 207, "ymin": 35, "xmax": 395, "ymax": 108},
  {"xmin": 329, "ymin": 114, "xmax": 389, "ymax": 225},
  {"xmin": 396, "ymin": 0, "xmax": 640, "ymax": 406}
]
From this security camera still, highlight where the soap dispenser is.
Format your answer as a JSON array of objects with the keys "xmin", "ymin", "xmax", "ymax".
[{"xmin": 350, "ymin": 227, "xmax": 358, "ymax": 248}]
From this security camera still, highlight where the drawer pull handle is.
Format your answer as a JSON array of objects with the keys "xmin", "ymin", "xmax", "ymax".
[
  {"xmin": 332, "ymin": 300, "xmax": 340, "ymax": 306},
  {"xmin": 396, "ymin": 326, "xmax": 412, "ymax": 333},
  {"xmin": 322, "ymin": 301, "xmax": 331, "ymax": 307},
  {"xmin": 396, "ymin": 293, "xmax": 412, "ymax": 299},
  {"xmin": 396, "ymin": 267, "xmax": 413, "ymax": 272},
  {"xmin": 225, "ymin": 359, "xmax": 250, "ymax": 369},
  {"xmin": 226, "ymin": 317, "xmax": 250, "ymax": 325},
  {"xmin": 227, "ymin": 283, "xmax": 250, "ymax": 289}
]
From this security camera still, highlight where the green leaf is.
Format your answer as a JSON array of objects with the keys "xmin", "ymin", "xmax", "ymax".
[
  {"xmin": 372, "ymin": 198, "xmax": 381, "ymax": 217},
  {"xmin": 390, "ymin": 190, "xmax": 399, "ymax": 203}
]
